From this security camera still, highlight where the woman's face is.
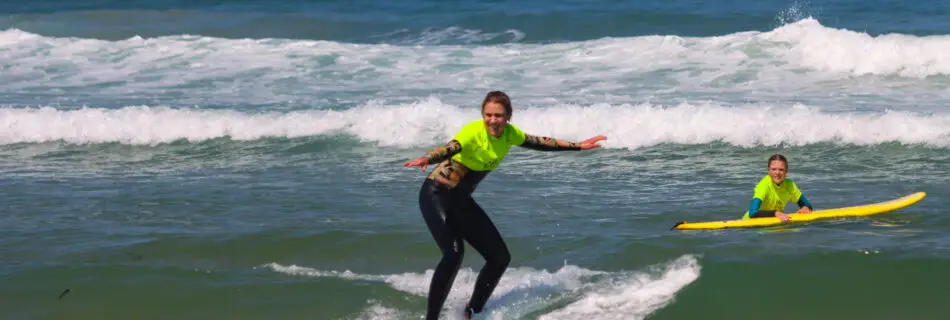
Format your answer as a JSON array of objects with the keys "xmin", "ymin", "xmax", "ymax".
[{"xmin": 482, "ymin": 102, "xmax": 508, "ymax": 137}]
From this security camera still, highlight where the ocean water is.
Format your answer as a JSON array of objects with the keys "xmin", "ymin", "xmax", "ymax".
[{"xmin": 2, "ymin": 0, "xmax": 950, "ymax": 319}]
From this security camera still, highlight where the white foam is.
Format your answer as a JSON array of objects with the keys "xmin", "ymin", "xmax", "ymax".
[
  {"xmin": 2, "ymin": 18, "xmax": 950, "ymax": 108},
  {"xmin": 539, "ymin": 255, "xmax": 701, "ymax": 320},
  {"xmin": 265, "ymin": 261, "xmax": 604, "ymax": 319},
  {"xmin": 761, "ymin": 19, "xmax": 950, "ymax": 77},
  {"xmin": 263, "ymin": 255, "xmax": 700, "ymax": 319},
  {"xmin": 2, "ymin": 101, "xmax": 949, "ymax": 148},
  {"xmin": 352, "ymin": 302, "xmax": 410, "ymax": 320}
]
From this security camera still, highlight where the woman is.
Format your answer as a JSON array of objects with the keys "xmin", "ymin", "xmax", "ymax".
[
  {"xmin": 743, "ymin": 154, "xmax": 814, "ymax": 222},
  {"xmin": 403, "ymin": 91, "xmax": 607, "ymax": 319}
]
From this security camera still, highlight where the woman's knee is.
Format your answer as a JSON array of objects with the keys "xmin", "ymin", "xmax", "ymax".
[
  {"xmin": 440, "ymin": 239, "xmax": 465, "ymax": 263},
  {"xmin": 489, "ymin": 246, "xmax": 510, "ymax": 267}
]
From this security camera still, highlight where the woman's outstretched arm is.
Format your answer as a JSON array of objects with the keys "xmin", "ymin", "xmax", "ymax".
[
  {"xmin": 403, "ymin": 140, "xmax": 462, "ymax": 171},
  {"xmin": 519, "ymin": 134, "xmax": 607, "ymax": 151}
]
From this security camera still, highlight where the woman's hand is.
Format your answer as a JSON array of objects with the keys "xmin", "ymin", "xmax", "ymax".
[
  {"xmin": 579, "ymin": 135, "xmax": 607, "ymax": 150},
  {"xmin": 775, "ymin": 211, "xmax": 791, "ymax": 223},
  {"xmin": 403, "ymin": 156, "xmax": 430, "ymax": 171}
]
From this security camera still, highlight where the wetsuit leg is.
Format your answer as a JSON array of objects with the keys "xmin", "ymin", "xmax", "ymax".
[
  {"xmin": 419, "ymin": 179, "xmax": 465, "ymax": 320},
  {"xmin": 458, "ymin": 196, "xmax": 511, "ymax": 314}
]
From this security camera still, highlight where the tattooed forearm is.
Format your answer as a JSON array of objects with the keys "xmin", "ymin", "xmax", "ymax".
[
  {"xmin": 424, "ymin": 140, "xmax": 462, "ymax": 163},
  {"xmin": 519, "ymin": 134, "xmax": 581, "ymax": 151}
]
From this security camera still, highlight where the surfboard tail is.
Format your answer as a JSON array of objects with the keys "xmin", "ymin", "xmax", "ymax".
[{"xmin": 670, "ymin": 221, "xmax": 686, "ymax": 230}]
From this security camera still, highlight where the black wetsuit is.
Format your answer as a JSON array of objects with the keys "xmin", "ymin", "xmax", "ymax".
[{"xmin": 419, "ymin": 170, "xmax": 507, "ymax": 318}]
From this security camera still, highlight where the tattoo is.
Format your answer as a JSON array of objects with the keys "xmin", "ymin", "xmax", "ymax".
[
  {"xmin": 427, "ymin": 158, "xmax": 469, "ymax": 188},
  {"xmin": 519, "ymin": 134, "xmax": 581, "ymax": 151},
  {"xmin": 424, "ymin": 140, "xmax": 462, "ymax": 164}
]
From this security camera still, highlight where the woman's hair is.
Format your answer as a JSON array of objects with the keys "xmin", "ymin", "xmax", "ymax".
[
  {"xmin": 768, "ymin": 153, "xmax": 788, "ymax": 169},
  {"xmin": 481, "ymin": 91, "xmax": 513, "ymax": 118}
]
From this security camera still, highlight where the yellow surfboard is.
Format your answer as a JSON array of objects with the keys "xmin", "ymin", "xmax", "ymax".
[{"xmin": 671, "ymin": 192, "xmax": 926, "ymax": 230}]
